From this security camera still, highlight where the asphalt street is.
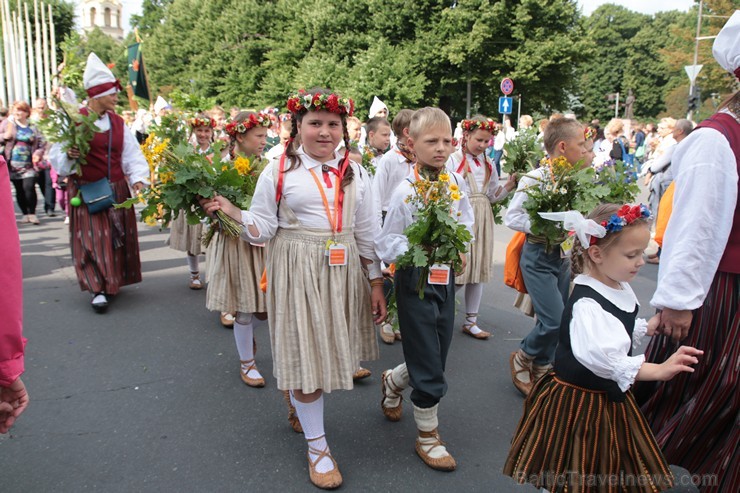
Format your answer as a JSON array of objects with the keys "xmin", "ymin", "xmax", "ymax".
[{"xmin": 3, "ymin": 191, "xmax": 660, "ymax": 492}]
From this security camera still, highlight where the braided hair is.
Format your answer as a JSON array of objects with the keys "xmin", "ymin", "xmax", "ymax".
[{"xmin": 228, "ymin": 111, "xmax": 260, "ymax": 160}]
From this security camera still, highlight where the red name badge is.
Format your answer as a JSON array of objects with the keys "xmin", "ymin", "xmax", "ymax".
[
  {"xmin": 428, "ymin": 264, "xmax": 450, "ymax": 285},
  {"xmin": 329, "ymin": 244, "xmax": 348, "ymax": 266}
]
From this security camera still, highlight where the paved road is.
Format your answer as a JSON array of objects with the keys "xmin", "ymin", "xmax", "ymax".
[{"xmin": 3, "ymin": 199, "xmax": 660, "ymax": 492}]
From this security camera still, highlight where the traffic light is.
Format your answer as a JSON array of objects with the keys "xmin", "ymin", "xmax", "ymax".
[{"xmin": 688, "ymin": 87, "xmax": 701, "ymax": 112}]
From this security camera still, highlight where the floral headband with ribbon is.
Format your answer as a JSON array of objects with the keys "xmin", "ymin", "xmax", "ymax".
[
  {"xmin": 538, "ymin": 204, "xmax": 651, "ymax": 249},
  {"xmin": 224, "ymin": 112, "xmax": 271, "ymax": 136},
  {"xmin": 286, "ymin": 90, "xmax": 354, "ymax": 116},
  {"xmin": 584, "ymin": 126, "xmax": 597, "ymax": 141},
  {"xmin": 461, "ymin": 118, "xmax": 496, "ymax": 133},
  {"xmin": 189, "ymin": 116, "xmax": 216, "ymax": 129}
]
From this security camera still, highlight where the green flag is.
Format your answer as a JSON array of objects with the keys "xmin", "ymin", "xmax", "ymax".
[{"xmin": 127, "ymin": 43, "xmax": 150, "ymax": 101}]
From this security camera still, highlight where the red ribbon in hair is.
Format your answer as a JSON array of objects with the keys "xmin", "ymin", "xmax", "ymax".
[
  {"xmin": 86, "ymin": 80, "xmax": 123, "ymax": 98},
  {"xmin": 734, "ymin": 67, "xmax": 740, "ymax": 81}
]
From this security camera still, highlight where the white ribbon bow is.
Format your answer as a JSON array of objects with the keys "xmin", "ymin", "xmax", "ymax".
[{"xmin": 538, "ymin": 211, "xmax": 606, "ymax": 249}]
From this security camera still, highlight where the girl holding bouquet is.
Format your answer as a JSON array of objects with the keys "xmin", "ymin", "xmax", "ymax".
[
  {"xmin": 504, "ymin": 203, "xmax": 702, "ymax": 493},
  {"xmin": 201, "ymin": 89, "xmax": 385, "ymax": 490},
  {"xmin": 205, "ymin": 111, "xmax": 270, "ymax": 387},
  {"xmin": 168, "ymin": 114, "xmax": 215, "ymax": 290},
  {"xmin": 446, "ymin": 116, "xmax": 517, "ymax": 340}
]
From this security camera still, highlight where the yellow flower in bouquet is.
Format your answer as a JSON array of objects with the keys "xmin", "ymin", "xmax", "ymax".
[
  {"xmin": 233, "ymin": 156, "xmax": 252, "ymax": 176},
  {"xmin": 142, "ymin": 134, "xmax": 171, "ymax": 174}
]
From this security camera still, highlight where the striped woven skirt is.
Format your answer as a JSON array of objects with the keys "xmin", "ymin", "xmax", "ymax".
[
  {"xmin": 68, "ymin": 179, "xmax": 142, "ymax": 295},
  {"xmin": 168, "ymin": 211, "xmax": 203, "ymax": 255},
  {"xmin": 205, "ymin": 231, "xmax": 266, "ymax": 314},
  {"xmin": 636, "ymin": 271, "xmax": 738, "ymax": 493},
  {"xmin": 266, "ymin": 228, "xmax": 378, "ymax": 393},
  {"xmin": 456, "ymin": 193, "xmax": 494, "ymax": 285},
  {"xmin": 504, "ymin": 374, "xmax": 674, "ymax": 493}
]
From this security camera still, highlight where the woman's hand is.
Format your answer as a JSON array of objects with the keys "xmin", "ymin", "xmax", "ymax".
[
  {"xmin": 67, "ymin": 146, "xmax": 80, "ymax": 160},
  {"xmin": 505, "ymin": 172, "xmax": 518, "ymax": 191},
  {"xmin": 370, "ymin": 284, "xmax": 387, "ymax": 325}
]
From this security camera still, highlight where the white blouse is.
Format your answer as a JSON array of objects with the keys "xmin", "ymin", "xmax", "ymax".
[
  {"xmin": 503, "ymin": 166, "xmax": 547, "ymax": 234},
  {"xmin": 569, "ymin": 275, "xmax": 648, "ymax": 393},
  {"xmin": 375, "ymin": 169, "xmax": 475, "ymax": 265},
  {"xmin": 49, "ymin": 113, "xmax": 150, "ymax": 185},
  {"xmin": 446, "ymin": 150, "xmax": 509, "ymax": 203},
  {"xmin": 651, "ymin": 110, "xmax": 738, "ymax": 311},
  {"xmin": 372, "ymin": 147, "xmax": 413, "ymax": 214},
  {"xmin": 239, "ymin": 146, "xmax": 382, "ymax": 279}
]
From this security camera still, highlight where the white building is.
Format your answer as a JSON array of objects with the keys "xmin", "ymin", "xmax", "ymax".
[{"xmin": 80, "ymin": 0, "xmax": 124, "ymax": 41}]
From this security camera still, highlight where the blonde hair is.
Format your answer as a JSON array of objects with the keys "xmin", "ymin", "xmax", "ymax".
[
  {"xmin": 571, "ymin": 204, "xmax": 651, "ymax": 276},
  {"xmin": 605, "ymin": 118, "xmax": 624, "ymax": 138},
  {"xmin": 409, "ymin": 107, "xmax": 451, "ymax": 138},
  {"xmin": 658, "ymin": 117, "xmax": 676, "ymax": 130},
  {"xmin": 391, "ymin": 109, "xmax": 415, "ymax": 136},
  {"xmin": 346, "ymin": 116, "xmax": 361, "ymax": 128},
  {"xmin": 543, "ymin": 117, "xmax": 583, "ymax": 155},
  {"xmin": 519, "ymin": 114, "xmax": 534, "ymax": 128}
]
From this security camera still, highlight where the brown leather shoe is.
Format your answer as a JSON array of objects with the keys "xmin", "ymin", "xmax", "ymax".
[
  {"xmin": 283, "ymin": 391, "xmax": 303, "ymax": 433},
  {"xmin": 306, "ymin": 437, "xmax": 343, "ymax": 489},
  {"xmin": 352, "ymin": 367, "xmax": 372, "ymax": 380},
  {"xmin": 379, "ymin": 323, "xmax": 396, "ymax": 344},
  {"xmin": 220, "ymin": 312, "xmax": 235, "ymax": 328},
  {"xmin": 415, "ymin": 429, "xmax": 456, "ymax": 471},
  {"xmin": 510, "ymin": 351, "xmax": 533, "ymax": 397},
  {"xmin": 239, "ymin": 360, "xmax": 265, "ymax": 387},
  {"xmin": 189, "ymin": 273, "xmax": 203, "ymax": 290},
  {"xmin": 381, "ymin": 370, "xmax": 403, "ymax": 422},
  {"xmin": 462, "ymin": 323, "xmax": 491, "ymax": 340}
]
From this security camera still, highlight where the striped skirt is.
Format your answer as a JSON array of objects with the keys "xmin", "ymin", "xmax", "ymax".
[
  {"xmin": 267, "ymin": 228, "xmax": 378, "ymax": 393},
  {"xmin": 205, "ymin": 231, "xmax": 266, "ymax": 314},
  {"xmin": 68, "ymin": 179, "xmax": 142, "ymax": 295},
  {"xmin": 168, "ymin": 211, "xmax": 203, "ymax": 255},
  {"xmin": 636, "ymin": 271, "xmax": 738, "ymax": 493},
  {"xmin": 504, "ymin": 374, "xmax": 674, "ymax": 493},
  {"xmin": 456, "ymin": 193, "xmax": 494, "ymax": 285}
]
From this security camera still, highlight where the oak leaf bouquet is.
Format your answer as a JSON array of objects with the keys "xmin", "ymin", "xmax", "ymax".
[
  {"xmin": 395, "ymin": 169, "xmax": 473, "ymax": 298},
  {"xmin": 36, "ymin": 99, "xmax": 99, "ymax": 173},
  {"xmin": 522, "ymin": 156, "xmax": 608, "ymax": 251},
  {"xmin": 116, "ymin": 141, "xmax": 267, "ymax": 246},
  {"xmin": 593, "ymin": 158, "xmax": 640, "ymax": 205}
]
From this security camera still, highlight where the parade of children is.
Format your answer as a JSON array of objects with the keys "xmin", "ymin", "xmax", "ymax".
[{"xmin": 6, "ymin": 10, "xmax": 740, "ymax": 492}]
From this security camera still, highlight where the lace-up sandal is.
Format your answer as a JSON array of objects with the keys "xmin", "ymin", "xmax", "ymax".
[
  {"xmin": 381, "ymin": 370, "xmax": 403, "ymax": 422},
  {"xmin": 283, "ymin": 391, "xmax": 303, "ymax": 433},
  {"xmin": 239, "ymin": 359, "xmax": 265, "ymax": 388},
  {"xmin": 306, "ymin": 436, "xmax": 343, "ymax": 489}
]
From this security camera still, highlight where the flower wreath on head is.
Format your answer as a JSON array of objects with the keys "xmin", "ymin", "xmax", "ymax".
[
  {"xmin": 224, "ymin": 112, "xmax": 271, "ymax": 137},
  {"xmin": 591, "ymin": 204, "xmax": 651, "ymax": 244},
  {"xmin": 584, "ymin": 126, "xmax": 597, "ymax": 141},
  {"xmin": 188, "ymin": 116, "xmax": 216, "ymax": 129},
  {"xmin": 461, "ymin": 118, "xmax": 496, "ymax": 133},
  {"xmin": 286, "ymin": 89, "xmax": 354, "ymax": 116}
]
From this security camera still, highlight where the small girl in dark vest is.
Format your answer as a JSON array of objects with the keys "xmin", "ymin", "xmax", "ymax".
[{"xmin": 504, "ymin": 203, "xmax": 703, "ymax": 493}]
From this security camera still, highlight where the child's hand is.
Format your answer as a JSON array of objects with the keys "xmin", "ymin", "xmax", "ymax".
[
  {"xmin": 370, "ymin": 284, "xmax": 387, "ymax": 325},
  {"xmin": 647, "ymin": 313, "xmax": 661, "ymax": 336},
  {"xmin": 199, "ymin": 195, "xmax": 241, "ymax": 222},
  {"xmin": 658, "ymin": 346, "xmax": 703, "ymax": 381}
]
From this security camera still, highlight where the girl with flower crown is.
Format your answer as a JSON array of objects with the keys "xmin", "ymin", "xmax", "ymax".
[
  {"xmin": 200, "ymin": 89, "xmax": 385, "ymax": 490},
  {"xmin": 504, "ymin": 203, "xmax": 702, "ymax": 493},
  {"xmin": 168, "ymin": 114, "xmax": 216, "ymax": 290},
  {"xmin": 204, "ymin": 111, "xmax": 270, "ymax": 388},
  {"xmin": 446, "ymin": 116, "xmax": 517, "ymax": 340}
]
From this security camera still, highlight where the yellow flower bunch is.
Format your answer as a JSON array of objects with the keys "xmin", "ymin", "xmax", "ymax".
[
  {"xmin": 142, "ymin": 134, "xmax": 171, "ymax": 174},
  {"xmin": 233, "ymin": 156, "xmax": 252, "ymax": 176},
  {"xmin": 159, "ymin": 171, "xmax": 174, "ymax": 184}
]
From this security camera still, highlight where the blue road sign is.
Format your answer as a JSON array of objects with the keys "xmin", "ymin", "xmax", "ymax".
[{"xmin": 499, "ymin": 96, "xmax": 513, "ymax": 115}]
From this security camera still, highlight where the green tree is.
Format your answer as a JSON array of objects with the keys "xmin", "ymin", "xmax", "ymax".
[{"xmin": 130, "ymin": 0, "xmax": 173, "ymax": 34}]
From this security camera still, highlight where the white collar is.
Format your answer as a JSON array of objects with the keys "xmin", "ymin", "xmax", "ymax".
[
  {"xmin": 296, "ymin": 145, "xmax": 342, "ymax": 170},
  {"xmin": 574, "ymin": 274, "xmax": 638, "ymax": 312}
]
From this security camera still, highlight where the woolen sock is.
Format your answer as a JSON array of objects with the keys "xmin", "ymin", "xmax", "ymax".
[
  {"xmin": 186, "ymin": 253, "xmax": 199, "ymax": 274},
  {"xmin": 293, "ymin": 395, "xmax": 335, "ymax": 473},
  {"xmin": 234, "ymin": 313, "xmax": 260, "ymax": 379},
  {"xmin": 464, "ymin": 283, "xmax": 484, "ymax": 334}
]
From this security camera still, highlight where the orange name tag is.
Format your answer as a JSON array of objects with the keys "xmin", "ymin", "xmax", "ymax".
[
  {"xmin": 428, "ymin": 264, "xmax": 450, "ymax": 285},
  {"xmin": 328, "ymin": 244, "xmax": 348, "ymax": 266}
]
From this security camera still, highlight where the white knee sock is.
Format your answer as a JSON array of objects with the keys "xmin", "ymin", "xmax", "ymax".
[
  {"xmin": 234, "ymin": 312, "xmax": 261, "ymax": 379},
  {"xmin": 186, "ymin": 253, "xmax": 200, "ymax": 274},
  {"xmin": 293, "ymin": 394, "xmax": 335, "ymax": 473},
  {"xmin": 464, "ymin": 283, "xmax": 484, "ymax": 334}
]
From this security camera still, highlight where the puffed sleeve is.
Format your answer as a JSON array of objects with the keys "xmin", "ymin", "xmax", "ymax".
[
  {"xmin": 375, "ymin": 182, "xmax": 414, "ymax": 264},
  {"xmin": 121, "ymin": 126, "xmax": 150, "ymax": 185},
  {"xmin": 485, "ymin": 167, "xmax": 509, "ymax": 204},
  {"xmin": 632, "ymin": 318, "xmax": 649, "ymax": 350},
  {"xmin": 49, "ymin": 142, "xmax": 76, "ymax": 177},
  {"xmin": 570, "ymin": 298, "xmax": 645, "ymax": 392},
  {"xmin": 239, "ymin": 162, "xmax": 279, "ymax": 244},
  {"xmin": 503, "ymin": 169, "xmax": 541, "ymax": 234},
  {"xmin": 353, "ymin": 166, "xmax": 383, "ymax": 279}
]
